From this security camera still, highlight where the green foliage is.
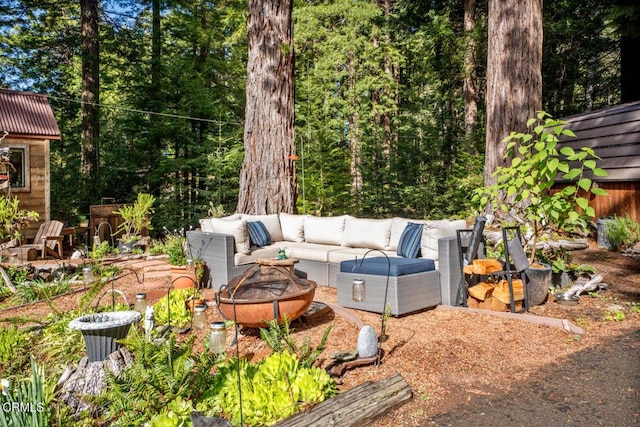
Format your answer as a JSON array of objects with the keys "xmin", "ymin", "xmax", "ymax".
[
  {"xmin": 153, "ymin": 288, "xmax": 201, "ymax": 328},
  {"xmin": 0, "ymin": 196, "xmax": 39, "ymax": 241},
  {"xmin": 604, "ymin": 309, "xmax": 625, "ymax": 322},
  {"xmin": 157, "ymin": 230, "xmax": 189, "ymax": 266},
  {"xmin": 147, "ymin": 397, "xmax": 194, "ymax": 427},
  {"xmin": 204, "ymin": 350, "xmax": 337, "ymax": 426},
  {"xmin": 260, "ymin": 316, "xmax": 332, "ymax": 369},
  {"xmin": 91, "ymin": 241, "xmax": 116, "ymax": 260},
  {"xmin": 113, "ymin": 193, "xmax": 156, "ymax": 243},
  {"xmin": 0, "ymin": 357, "xmax": 53, "ymax": 427},
  {"xmin": 474, "ymin": 112, "xmax": 608, "ymax": 262},
  {"xmin": 0, "ymin": 326, "xmax": 34, "ymax": 375},
  {"xmin": 100, "ymin": 331, "xmax": 218, "ymax": 425},
  {"xmin": 13, "ymin": 278, "xmax": 71, "ymax": 305},
  {"xmin": 605, "ymin": 215, "xmax": 640, "ymax": 250}
]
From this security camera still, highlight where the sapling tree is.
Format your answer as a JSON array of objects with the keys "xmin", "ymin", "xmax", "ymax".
[{"xmin": 474, "ymin": 111, "xmax": 608, "ymax": 263}]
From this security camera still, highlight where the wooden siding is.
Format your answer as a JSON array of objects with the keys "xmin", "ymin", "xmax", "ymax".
[
  {"xmin": 558, "ymin": 101, "xmax": 640, "ymax": 182},
  {"xmin": 555, "ymin": 102, "xmax": 640, "ymax": 221},
  {"xmin": 5, "ymin": 136, "xmax": 50, "ymax": 239}
]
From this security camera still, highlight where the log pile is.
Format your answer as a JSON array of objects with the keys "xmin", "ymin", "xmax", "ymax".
[{"xmin": 464, "ymin": 259, "xmax": 524, "ymax": 312}]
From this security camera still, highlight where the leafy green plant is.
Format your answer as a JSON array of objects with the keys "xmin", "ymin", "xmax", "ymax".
[
  {"xmin": 153, "ymin": 288, "xmax": 201, "ymax": 328},
  {"xmin": 0, "ymin": 195, "xmax": 39, "ymax": 241},
  {"xmin": 605, "ymin": 215, "xmax": 640, "ymax": 250},
  {"xmin": 91, "ymin": 241, "xmax": 116, "ymax": 259},
  {"xmin": 473, "ymin": 111, "xmax": 608, "ymax": 263},
  {"xmin": 7, "ymin": 265, "xmax": 29, "ymax": 286},
  {"xmin": 13, "ymin": 277, "xmax": 71, "ymax": 305},
  {"xmin": 0, "ymin": 356, "xmax": 53, "ymax": 427},
  {"xmin": 162, "ymin": 230, "xmax": 189, "ymax": 266},
  {"xmin": 99, "ymin": 331, "xmax": 218, "ymax": 425},
  {"xmin": 112, "ymin": 193, "xmax": 156, "ymax": 243},
  {"xmin": 147, "ymin": 397, "xmax": 194, "ymax": 427},
  {"xmin": 203, "ymin": 350, "xmax": 337, "ymax": 426},
  {"xmin": 260, "ymin": 316, "xmax": 332, "ymax": 369},
  {"xmin": 0, "ymin": 325, "xmax": 34, "ymax": 375},
  {"xmin": 604, "ymin": 309, "xmax": 625, "ymax": 322}
]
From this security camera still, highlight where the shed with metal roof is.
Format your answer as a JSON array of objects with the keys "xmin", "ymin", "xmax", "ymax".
[{"xmin": 0, "ymin": 88, "xmax": 61, "ymax": 236}]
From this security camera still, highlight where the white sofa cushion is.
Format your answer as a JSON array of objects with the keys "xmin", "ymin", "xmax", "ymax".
[
  {"xmin": 281, "ymin": 241, "xmax": 342, "ymax": 263},
  {"xmin": 421, "ymin": 219, "xmax": 467, "ymax": 260},
  {"xmin": 342, "ymin": 217, "xmax": 392, "ymax": 249},
  {"xmin": 279, "ymin": 213, "xmax": 308, "ymax": 242},
  {"xmin": 241, "ymin": 214, "xmax": 284, "ymax": 242},
  {"xmin": 304, "ymin": 215, "xmax": 349, "ymax": 245},
  {"xmin": 200, "ymin": 218, "xmax": 250, "ymax": 254}
]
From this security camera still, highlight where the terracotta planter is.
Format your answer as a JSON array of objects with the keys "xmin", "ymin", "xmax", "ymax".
[{"xmin": 170, "ymin": 266, "xmax": 197, "ymax": 289}]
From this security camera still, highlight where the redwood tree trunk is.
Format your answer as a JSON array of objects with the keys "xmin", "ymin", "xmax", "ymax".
[
  {"xmin": 463, "ymin": 0, "xmax": 479, "ymax": 154},
  {"xmin": 81, "ymin": 0, "xmax": 100, "ymax": 196},
  {"xmin": 237, "ymin": 0, "xmax": 297, "ymax": 214},
  {"xmin": 484, "ymin": 0, "xmax": 542, "ymax": 186}
]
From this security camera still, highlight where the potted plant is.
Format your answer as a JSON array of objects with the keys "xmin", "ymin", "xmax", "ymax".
[
  {"xmin": 162, "ymin": 229, "xmax": 203, "ymax": 289},
  {"xmin": 473, "ymin": 112, "xmax": 608, "ymax": 305},
  {"xmin": 112, "ymin": 193, "xmax": 155, "ymax": 252}
]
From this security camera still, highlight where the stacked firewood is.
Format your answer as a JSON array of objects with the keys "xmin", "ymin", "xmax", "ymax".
[{"xmin": 464, "ymin": 259, "xmax": 524, "ymax": 312}]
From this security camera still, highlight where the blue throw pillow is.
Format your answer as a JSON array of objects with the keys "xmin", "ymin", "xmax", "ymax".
[
  {"xmin": 247, "ymin": 221, "xmax": 271, "ymax": 247},
  {"xmin": 397, "ymin": 222, "xmax": 423, "ymax": 258}
]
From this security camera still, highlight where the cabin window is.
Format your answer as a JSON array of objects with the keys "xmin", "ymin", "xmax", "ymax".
[{"xmin": 7, "ymin": 145, "xmax": 30, "ymax": 192}]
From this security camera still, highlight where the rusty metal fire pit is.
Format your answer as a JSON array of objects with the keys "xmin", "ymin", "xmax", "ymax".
[{"xmin": 216, "ymin": 264, "xmax": 316, "ymax": 328}]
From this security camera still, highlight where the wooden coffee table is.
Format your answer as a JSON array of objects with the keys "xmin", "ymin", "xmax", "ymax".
[{"xmin": 256, "ymin": 257, "xmax": 299, "ymax": 274}]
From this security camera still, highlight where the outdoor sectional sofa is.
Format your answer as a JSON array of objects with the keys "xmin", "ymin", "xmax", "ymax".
[{"xmin": 186, "ymin": 213, "xmax": 469, "ymax": 316}]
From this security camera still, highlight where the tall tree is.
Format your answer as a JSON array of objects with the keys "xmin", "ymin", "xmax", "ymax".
[
  {"xmin": 484, "ymin": 0, "xmax": 542, "ymax": 186},
  {"xmin": 237, "ymin": 0, "xmax": 296, "ymax": 214},
  {"xmin": 80, "ymin": 0, "xmax": 100, "ymax": 199},
  {"xmin": 463, "ymin": 0, "xmax": 478, "ymax": 153},
  {"xmin": 612, "ymin": 0, "xmax": 640, "ymax": 102}
]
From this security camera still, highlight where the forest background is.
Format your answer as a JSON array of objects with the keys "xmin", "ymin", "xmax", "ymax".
[{"xmin": 0, "ymin": 0, "xmax": 636, "ymax": 232}]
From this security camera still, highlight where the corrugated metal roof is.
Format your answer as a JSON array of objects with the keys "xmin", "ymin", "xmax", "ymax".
[{"xmin": 0, "ymin": 88, "xmax": 61, "ymax": 139}]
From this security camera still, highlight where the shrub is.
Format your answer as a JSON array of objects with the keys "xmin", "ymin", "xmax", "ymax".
[{"xmin": 605, "ymin": 215, "xmax": 640, "ymax": 250}]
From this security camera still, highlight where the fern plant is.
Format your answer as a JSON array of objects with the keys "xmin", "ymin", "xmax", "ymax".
[
  {"xmin": 259, "ymin": 316, "xmax": 332, "ymax": 369},
  {"xmin": 98, "ymin": 329, "xmax": 218, "ymax": 425}
]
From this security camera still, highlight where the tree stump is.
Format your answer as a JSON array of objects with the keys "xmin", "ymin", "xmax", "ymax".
[{"xmin": 56, "ymin": 347, "xmax": 134, "ymax": 416}]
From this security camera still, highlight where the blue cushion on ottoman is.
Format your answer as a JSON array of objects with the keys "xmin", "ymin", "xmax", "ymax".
[{"xmin": 340, "ymin": 257, "xmax": 435, "ymax": 277}]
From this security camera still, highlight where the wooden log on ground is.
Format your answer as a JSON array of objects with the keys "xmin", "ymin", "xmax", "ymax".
[{"xmin": 273, "ymin": 373, "xmax": 412, "ymax": 427}]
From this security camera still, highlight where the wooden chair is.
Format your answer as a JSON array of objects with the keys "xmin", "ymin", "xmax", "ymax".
[{"xmin": 20, "ymin": 220, "xmax": 65, "ymax": 260}]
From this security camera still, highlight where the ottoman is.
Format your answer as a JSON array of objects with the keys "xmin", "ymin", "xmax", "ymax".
[{"xmin": 336, "ymin": 257, "xmax": 441, "ymax": 316}]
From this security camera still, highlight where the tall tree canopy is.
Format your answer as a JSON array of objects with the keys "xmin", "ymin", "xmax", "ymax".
[{"xmin": 0, "ymin": 0, "xmax": 631, "ymax": 228}]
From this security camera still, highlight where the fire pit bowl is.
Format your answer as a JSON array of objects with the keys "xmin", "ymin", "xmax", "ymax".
[
  {"xmin": 217, "ymin": 264, "xmax": 316, "ymax": 328},
  {"xmin": 69, "ymin": 311, "xmax": 141, "ymax": 362}
]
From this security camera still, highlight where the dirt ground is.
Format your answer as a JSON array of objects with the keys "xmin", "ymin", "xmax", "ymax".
[{"xmin": 1, "ymin": 242, "xmax": 638, "ymax": 426}]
